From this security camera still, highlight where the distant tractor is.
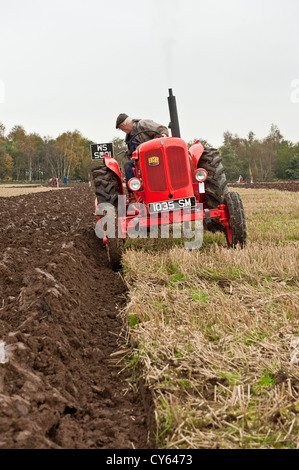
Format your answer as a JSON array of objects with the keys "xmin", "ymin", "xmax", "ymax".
[{"xmin": 91, "ymin": 89, "xmax": 246, "ymax": 270}]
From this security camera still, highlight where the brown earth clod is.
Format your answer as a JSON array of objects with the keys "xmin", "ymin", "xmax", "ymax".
[{"xmin": 0, "ymin": 184, "xmax": 155, "ymax": 449}]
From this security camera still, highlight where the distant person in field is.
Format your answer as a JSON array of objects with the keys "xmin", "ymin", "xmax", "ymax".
[{"xmin": 115, "ymin": 113, "xmax": 169, "ymax": 188}]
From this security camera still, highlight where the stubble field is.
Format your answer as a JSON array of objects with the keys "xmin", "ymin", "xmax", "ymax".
[{"xmin": 121, "ymin": 185, "xmax": 299, "ymax": 449}]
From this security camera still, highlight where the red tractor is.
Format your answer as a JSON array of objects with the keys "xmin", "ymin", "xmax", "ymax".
[{"xmin": 91, "ymin": 89, "xmax": 246, "ymax": 270}]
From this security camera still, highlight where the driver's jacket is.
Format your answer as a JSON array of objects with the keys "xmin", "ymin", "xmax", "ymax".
[{"xmin": 125, "ymin": 119, "xmax": 169, "ymax": 155}]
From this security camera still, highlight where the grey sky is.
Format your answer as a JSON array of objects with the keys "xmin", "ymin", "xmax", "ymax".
[{"xmin": 0, "ymin": 0, "xmax": 298, "ymax": 147}]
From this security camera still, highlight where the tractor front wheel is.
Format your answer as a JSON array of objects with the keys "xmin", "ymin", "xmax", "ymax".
[
  {"xmin": 224, "ymin": 192, "xmax": 247, "ymax": 248},
  {"xmin": 106, "ymin": 218, "xmax": 124, "ymax": 271}
]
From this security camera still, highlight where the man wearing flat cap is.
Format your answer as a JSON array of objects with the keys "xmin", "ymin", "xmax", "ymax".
[{"xmin": 116, "ymin": 114, "xmax": 169, "ymax": 186}]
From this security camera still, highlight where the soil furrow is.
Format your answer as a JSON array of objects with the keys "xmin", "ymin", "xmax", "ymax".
[{"xmin": 0, "ymin": 184, "xmax": 154, "ymax": 449}]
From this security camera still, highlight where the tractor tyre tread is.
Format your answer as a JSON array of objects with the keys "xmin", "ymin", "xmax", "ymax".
[
  {"xmin": 92, "ymin": 165, "xmax": 124, "ymax": 270},
  {"xmin": 224, "ymin": 191, "xmax": 247, "ymax": 248},
  {"xmin": 92, "ymin": 166, "xmax": 119, "ymax": 205},
  {"xmin": 199, "ymin": 148, "xmax": 228, "ymax": 231}
]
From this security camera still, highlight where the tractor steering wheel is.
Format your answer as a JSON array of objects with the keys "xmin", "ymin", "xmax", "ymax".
[{"xmin": 128, "ymin": 130, "xmax": 164, "ymax": 145}]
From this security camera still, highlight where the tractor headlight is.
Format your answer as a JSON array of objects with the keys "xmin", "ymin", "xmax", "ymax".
[
  {"xmin": 194, "ymin": 168, "xmax": 208, "ymax": 182},
  {"xmin": 128, "ymin": 177, "xmax": 142, "ymax": 191}
]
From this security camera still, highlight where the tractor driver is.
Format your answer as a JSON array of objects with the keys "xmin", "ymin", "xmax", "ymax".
[{"xmin": 116, "ymin": 114, "xmax": 169, "ymax": 187}]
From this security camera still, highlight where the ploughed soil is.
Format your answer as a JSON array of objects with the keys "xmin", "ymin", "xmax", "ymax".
[
  {"xmin": 229, "ymin": 179, "xmax": 299, "ymax": 192},
  {"xmin": 0, "ymin": 184, "xmax": 155, "ymax": 449}
]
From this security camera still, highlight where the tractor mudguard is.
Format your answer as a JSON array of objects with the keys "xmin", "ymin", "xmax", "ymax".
[
  {"xmin": 103, "ymin": 155, "xmax": 124, "ymax": 195},
  {"xmin": 189, "ymin": 141, "xmax": 205, "ymax": 168}
]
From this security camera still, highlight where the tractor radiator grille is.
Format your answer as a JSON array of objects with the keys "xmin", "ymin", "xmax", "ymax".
[
  {"xmin": 166, "ymin": 146, "xmax": 189, "ymax": 190},
  {"xmin": 144, "ymin": 148, "xmax": 167, "ymax": 191}
]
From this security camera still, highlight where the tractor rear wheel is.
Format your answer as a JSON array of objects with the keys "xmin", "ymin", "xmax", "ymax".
[
  {"xmin": 92, "ymin": 165, "xmax": 124, "ymax": 270},
  {"xmin": 199, "ymin": 148, "xmax": 228, "ymax": 232},
  {"xmin": 92, "ymin": 165, "xmax": 120, "ymax": 205},
  {"xmin": 224, "ymin": 192, "xmax": 247, "ymax": 248}
]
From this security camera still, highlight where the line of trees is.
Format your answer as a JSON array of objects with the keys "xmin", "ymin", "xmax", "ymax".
[
  {"xmin": 0, "ymin": 123, "xmax": 96, "ymax": 182},
  {"xmin": 0, "ymin": 122, "xmax": 128, "ymax": 182},
  {"xmin": 190, "ymin": 124, "xmax": 299, "ymax": 181},
  {"xmin": 0, "ymin": 122, "xmax": 298, "ymax": 182}
]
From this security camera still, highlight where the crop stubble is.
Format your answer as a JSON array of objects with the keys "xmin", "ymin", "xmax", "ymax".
[{"xmin": 122, "ymin": 185, "xmax": 299, "ymax": 449}]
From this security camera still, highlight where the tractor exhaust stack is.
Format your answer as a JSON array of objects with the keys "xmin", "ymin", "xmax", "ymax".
[{"xmin": 167, "ymin": 88, "xmax": 181, "ymax": 138}]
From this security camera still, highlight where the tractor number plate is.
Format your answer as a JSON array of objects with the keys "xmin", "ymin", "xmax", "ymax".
[
  {"xmin": 90, "ymin": 143, "xmax": 114, "ymax": 160},
  {"xmin": 148, "ymin": 197, "xmax": 196, "ymax": 213}
]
